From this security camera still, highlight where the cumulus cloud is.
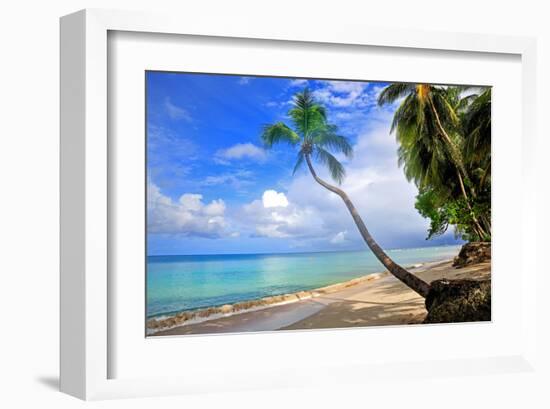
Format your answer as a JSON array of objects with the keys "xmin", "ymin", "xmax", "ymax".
[
  {"xmin": 147, "ymin": 181, "xmax": 229, "ymax": 238},
  {"xmin": 240, "ymin": 190, "xmax": 325, "ymax": 239},
  {"xmin": 310, "ymin": 80, "xmax": 387, "ymax": 110},
  {"xmin": 262, "ymin": 190, "xmax": 289, "ymax": 208},
  {"xmin": 164, "ymin": 97, "xmax": 192, "ymax": 122},
  {"xmin": 215, "ymin": 143, "xmax": 267, "ymax": 163},
  {"xmin": 312, "ymin": 80, "xmax": 366, "ymax": 108}
]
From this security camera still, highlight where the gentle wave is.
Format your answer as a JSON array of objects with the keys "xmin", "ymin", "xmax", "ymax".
[{"xmin": 147, "ymin": 271, "xmax": 387, "ymax": 334}]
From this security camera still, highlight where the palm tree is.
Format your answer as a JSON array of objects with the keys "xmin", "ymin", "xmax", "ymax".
[
  {"xmin": 460, "ymin": 88, "xmax": 492, "ymax": 236},
  {"xmin": 462, "ymin": 88, "xmax": 491, "ymax": 190},
  {"xmin": 261, "ymin": 89, "xmax": 430, "ymax": 298},
  {"xmin": 377, "ymin": 83, "xmax": 487, "ymax": 240}
]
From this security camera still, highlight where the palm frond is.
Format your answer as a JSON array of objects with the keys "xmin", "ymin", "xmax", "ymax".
[
  {"xmin": 311, "ymin": 125, "xmax": 353, "ymax": 158},
  {"xmin": 314, "ymin": 146, "xmax": 346, "ymax": 184},
  {"xmin": 377, "ymin": 83, "xmax": 416, "ymax": 106},
  {"xmin": 292, "ymin": 151, "xmax": 306, "ymax": 175},
  {"xmin": 289, "ymin": 89, "xmax": 327, "ymax": 138},
  {"xmin": 462, "ymin": 88, "xmax": 491, "ymax": 169},
  {"xmin": 261, "ymin": 122, "xmax": 300, "ymax": 148},
  {"xmin": 432, "ymin": 91, "xmax": 460, "ymax": 128}
]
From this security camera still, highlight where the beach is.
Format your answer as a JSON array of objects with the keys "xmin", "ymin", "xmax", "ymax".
[{"xmin": 149, "ymin": 258, "xmax": 491, "ymax": 336}]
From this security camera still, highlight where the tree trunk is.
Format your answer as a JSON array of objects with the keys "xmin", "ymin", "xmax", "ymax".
[
  {"xmin": 305, "ymin": 155, "xmax": 431, "ymax": 298},
  {"xmin": 480, "ymin": 214, "xmax": 491, "ymax": 236},
  {"xmin": 455, "ymin": 168, "xmax": 486, "ymax": 240},
  {"xmin": 428, "ymin": 98, "xmax": 487, "ymax": 240},
  {"xmin": 479, "ymin": 162, "xmax": 491, "ymax": 190}
]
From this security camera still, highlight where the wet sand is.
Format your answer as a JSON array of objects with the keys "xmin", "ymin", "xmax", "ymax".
[{"xmin": 151, "ymin": 259, "xmax": 491, "ymax": 336}]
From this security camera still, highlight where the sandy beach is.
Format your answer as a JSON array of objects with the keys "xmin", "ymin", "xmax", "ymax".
[{"xmin": 150, "ymin": 259, "xmax": 491, "ymax": 336}]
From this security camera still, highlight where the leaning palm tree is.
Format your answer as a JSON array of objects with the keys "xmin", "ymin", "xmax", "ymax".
[
  {"xmin": 261, "ymin": 89, "xmax": 430, "ymax": 298},
  {"xmin": 377, "ymin": 83, "xmax": 487, "ymax": 240}
]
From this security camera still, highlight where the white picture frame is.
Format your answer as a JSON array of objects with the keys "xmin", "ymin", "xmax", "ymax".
[{"xmin": 60, "ymin": 8, "xmax": 538, "ymax": 400}]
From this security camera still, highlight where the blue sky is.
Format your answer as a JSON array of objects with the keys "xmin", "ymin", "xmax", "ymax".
[{"xmin": 146, "ymin": 72, "xmax": 461, "ymax": 255}]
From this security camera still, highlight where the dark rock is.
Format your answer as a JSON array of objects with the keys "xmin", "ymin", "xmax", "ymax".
[
  {"xmin": 424, "ymin": 279, "xmax": 491, "ymax": 324},
  {"xmin": 453, "ymin": 242, "xmax": 491, "ymax": 268}
]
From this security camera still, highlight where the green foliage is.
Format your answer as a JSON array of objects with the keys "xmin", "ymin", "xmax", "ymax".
[
  {"xmin": 314, "ymin": 146, "xmax": 346, "ymax": 184},
  {"xmin": 379, "ymin": 84, "xmax": 465, "ymax": 196},
  {"xmin": 462, "ymin": 88, "xmax": 491, "ymax": 187},
  {"xmin": 261, "ymin": 122, "xmax": 300, "ymax": 147},
  {"xmin": 414, "ymin": 189, "xmax": 450, "ymax": 238},
  {"xmin": 379, "ymin": 84, "xmax": 492, "ymax": 242},
  {"xmin": 262, "ymin": 89, "xmax": 353, "ymax": 184},
  {"xmin": 415, "ymin": 188, "xmax": 485, "ymax": 242}
]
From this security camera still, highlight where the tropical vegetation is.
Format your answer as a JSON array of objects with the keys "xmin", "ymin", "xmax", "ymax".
[{"xmin": 377, "ymin": 84, "xmax": 491, "ymax": 242}]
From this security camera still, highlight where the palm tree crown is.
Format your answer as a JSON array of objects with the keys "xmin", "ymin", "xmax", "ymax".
[
  {"xmin": 261, "ymin": 89, "xmax": 353, "ymax": 184},
  {"xmin": 378, "ymin": 83, "xmax": 462, "ymax": 190}
]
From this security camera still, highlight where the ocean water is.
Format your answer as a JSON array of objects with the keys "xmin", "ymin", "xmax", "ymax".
[{"xmin": 146, "ymin": 245, "xmax": 461, "ymax": 319}]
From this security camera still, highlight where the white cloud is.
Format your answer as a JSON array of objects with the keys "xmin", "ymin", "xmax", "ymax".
[
  {"xmin": 238, "ymin": 77, "xmax": 252, "ymax": 85},
  {"xmin": 264, "ymin": 99, "xmax": 293, "ymax": 109},
  {"xmin": 148, "ymin": 181, "xmax": 230, "ymax": 238},
  {"xmin": 309, "ymin": 80, "xmax": 389, "ymax": 111},
  {"xmin": 240, "ymin": 192, "xmax": 325, "ymax": 239},
  {"xmin": 147, "ymin": 125, "xmax": 198, "ymax": 184},
  {"xmin": 215, "ymin": 143, "xmax": 267, "ymax": 163},
  {"xmin": 262, "ymin": 190, "xmax": 289, "ymax": 208},
  {"xmin": 201, "ymin": 169, "xmax": 255, "ymax": 189},
  {"xmin": 330, "ymin": 231, "xmax": 348, "ymax": 244},
  {"xmin": 164, "ymin": 97, "xmax": 192, "ymax": 122},
  {"xmin": 289, "ymin": 79, "xmax": 308, "ymax": 87},
  {"xmin": 312, "ymin": 80, "xmax": 368, "ymax": 108}
]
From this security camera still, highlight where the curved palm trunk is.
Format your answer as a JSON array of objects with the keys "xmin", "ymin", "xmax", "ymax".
[
  {"xmin": 427, "ymin": 98, "xmax": 488, "ymax": 239},
  {"xmin": 305, "ymin": 155, "xmax": 431, "ymax": 298}
]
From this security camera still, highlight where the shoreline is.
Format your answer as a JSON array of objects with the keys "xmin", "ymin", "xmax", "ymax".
[
  {"xmin": 150, "ymin": 258, "xmax": 491, "ymax": 336},
  {"xmin": 147, "ymin": 270, "xmax": 389, "ymax": 335},
  {"xmin": 147, "ymin": 258, "xmax": 453, "ymax": 335}
]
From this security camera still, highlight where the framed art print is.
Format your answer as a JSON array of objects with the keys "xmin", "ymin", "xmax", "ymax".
[{"xmin": 60, "ymin": 9, "xmax": 538, "ymax": 400}]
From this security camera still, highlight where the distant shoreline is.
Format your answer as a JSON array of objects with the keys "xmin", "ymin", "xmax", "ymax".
[{"xmin": 147, "ymin": 258, "xmax": 451, "ymax": 335}]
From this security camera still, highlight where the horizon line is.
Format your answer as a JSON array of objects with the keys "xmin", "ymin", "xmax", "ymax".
[{"xmin": 147, "ymin": 243, "xmax": 462, "ymax": 258}]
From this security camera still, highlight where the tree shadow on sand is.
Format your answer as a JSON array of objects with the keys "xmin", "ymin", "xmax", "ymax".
[{"xmin": 282, "ymin": 296, "xmax": 427, "ymax": 330}]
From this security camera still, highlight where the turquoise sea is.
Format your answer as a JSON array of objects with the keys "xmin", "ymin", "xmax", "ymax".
[{"xmin": 146, "ymin": 245, "xmax": 461, "ymax": 319}]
